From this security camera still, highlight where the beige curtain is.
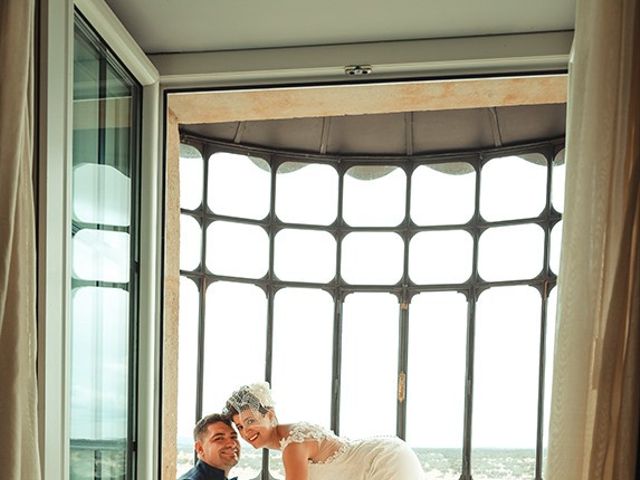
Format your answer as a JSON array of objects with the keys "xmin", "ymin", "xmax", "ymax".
[
  {"xmin": 546, "ymin": 0, "xmax": 640, "ymax": 478},
  {"xmin": 0, "ymin": 0, "xmax": 41, "ymax": 479}
]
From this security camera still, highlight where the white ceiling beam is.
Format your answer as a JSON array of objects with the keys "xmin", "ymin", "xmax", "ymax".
[{"xmin": 152, "ymin": 31, "xmax": 572, "ymax": 88}]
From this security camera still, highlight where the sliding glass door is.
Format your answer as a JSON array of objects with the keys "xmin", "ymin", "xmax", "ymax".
[{"xmin": 70, "ymin": 13, "xmax": 141, "ymax": 480}]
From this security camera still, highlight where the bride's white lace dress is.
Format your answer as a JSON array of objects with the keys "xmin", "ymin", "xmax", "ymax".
[{"xmin": 279, "ymin": 422, "xmax": 424, "ymax": 480}]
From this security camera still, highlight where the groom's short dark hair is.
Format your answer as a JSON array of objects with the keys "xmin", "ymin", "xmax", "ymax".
[{"xmin": 193, "ymin": 413, "xmax": 233, "ymax": 441}]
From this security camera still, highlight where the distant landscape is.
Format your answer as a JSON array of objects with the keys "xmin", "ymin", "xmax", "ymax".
[{"xmin": 176, "ymin": 444, "xmax": 539, "ymax": 480}]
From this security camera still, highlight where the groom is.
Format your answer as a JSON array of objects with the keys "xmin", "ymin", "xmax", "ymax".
[{"xmin": 179, "ymin": 413, "xmax": 241, "ymax": 480}]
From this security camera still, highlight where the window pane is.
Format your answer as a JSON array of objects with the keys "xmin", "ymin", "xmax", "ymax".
[
  {"xmin": 72, "ymin": 16, "xmax": 140, "ymax": 480},
  {"xmin": 341, "ymin": 232, "xmax": 404, "ymax": 285},
  {"xmin": 235, "ymin": 441, "xmax": 262, "ymax": 480},
  {"xmin": 552, "ymin": 149, "xmax": 565, "ymax": 213},
  {"xmin": 201, "ymin": 282, "xmax": 267, "ymax": 480},
  {"xmin": 340, "ymin": 293, "xmax": 398, "ymax": 437},
  {"xmin": 274, "ymin": 229, "xmax": 336, "ymax": 283},
  {"xmin": 207, "ymin": 152, "xmax": 271, "ymax": 219},
  {"xmin": 272, "ymin": 288, "xmax": 333, "ymax": 427},
  {"xmin": 343, "ymin": 166, "xmax": 406, "ymax": 226},
  {"xmin": 550, "ymin": 221, "xmax": 563, "ymax": 275},
  {"xmin": 276, "ymin": 162, "xmax": 338, "ymax": 225},
  {"xmin": 472, "ymin": 286, "xmax": 539, "ymax": 478},
  {"xmin": 73, "ymin": 164, "xmax": 131, "ymax": 226},
  {"xmin": 70, "ymin": 287, "xmax": 129, "ymax": 439},
  {"xmin": 176, "ymin": 277, "xmax": 199, "ymax": 478},
  {"xmin": 180, "ymin": 214, "xmax": 202, "ymax": 271},
  {"xmin": 202, "ymin": 282, "xmax": 267, "ymax": 480},
  {"xmin": 180, "ymin": 144, "xmax": 203, "ymax": 211},
  {"xmin": 201, "ymin": 282, "xmax": 267, "ymax": 413},
  {"xmin": 542, "ymin": 287, "xmax": 558, "ymax": 477},
  {"xmin": 70, "ymin": 449, "xmax": 127, "ymax": 480},
  {"xmin": 269, "ymin": 450, "xmax": 285, "ymax": 480},
  {"xmin": 411, "ymin": 162, "xmax": 475, "ymax": 226},
  {"xmin": 409, "ymin": 230, "xmax": 473, "ymax": 284},
  {"xmin": 103, "ymin": 75, "xmax": 133, "ymax": 176},
  {"xmin": 407, "ymin": 292, "xmax": 467, "ymax": 479},
  {"xmin": 480, "ymin": 154, "xmax": 547, "ymax": 221},
  {"xmin": 72, "ymin": 229, "xmax": 130, "ymax": 283},
  {"xmin": 206, "ymin": 221, "xmax": 269, "ymax": 278},
  {"xmin": 478, "ymin": 224, "xmax": 544, "ymax": 281}
]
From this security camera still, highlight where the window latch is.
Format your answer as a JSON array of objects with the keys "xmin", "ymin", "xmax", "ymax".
[
  {"xmin": 398, "ymin": 372, "xmax": 406, "ymax": 403},
  {"xmin": 345, "ymin": 65, "xmax": 373, "ymax": 76}
]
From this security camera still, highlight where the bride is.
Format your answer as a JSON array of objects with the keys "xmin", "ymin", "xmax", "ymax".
[{"xmin": 223, "ymin": 382, "xmax": 424, "ymax": 480}]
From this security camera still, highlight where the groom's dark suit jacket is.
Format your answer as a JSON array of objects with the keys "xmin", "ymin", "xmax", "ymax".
[{"xmin": 178, "ymin": 459, "xmax": 237, "ymax": 480}]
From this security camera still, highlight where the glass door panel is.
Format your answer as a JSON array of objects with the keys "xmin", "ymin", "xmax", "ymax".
[{"xmin": 70, "ymin": 14, "xmax": 141, "ymax": 480}]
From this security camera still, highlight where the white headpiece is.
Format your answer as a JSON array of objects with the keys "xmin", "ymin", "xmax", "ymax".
[{"xmin": 224, "ymin": 382, "xmax": 275, "ymax": 416}]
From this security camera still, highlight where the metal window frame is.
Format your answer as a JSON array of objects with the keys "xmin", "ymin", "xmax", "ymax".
[
  {"xmin": 39, "ymin": 1, "xmax": 159, "ymax": 479},
  {"xmin": 178, "ymin": 132, "xmax": 564, "ymax": 480}
]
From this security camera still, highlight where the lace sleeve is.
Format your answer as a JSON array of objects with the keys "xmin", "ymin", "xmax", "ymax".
[{"xmin": 279, "ymin": 422, "xmax": 334, "ymax": 451}]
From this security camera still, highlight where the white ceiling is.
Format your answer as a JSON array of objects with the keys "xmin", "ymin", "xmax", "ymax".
[{"xmin": 104, "ymin": 0, "xmax": 576, "ymax": 54}]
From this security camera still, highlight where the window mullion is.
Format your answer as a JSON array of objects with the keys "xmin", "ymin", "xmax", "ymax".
[
  {"xmin": 534, "ymin": 148, "xmax": 557, "ymax": 480},
  {"xmin": 331, "ymin": 295, "xmax": 344, "ymax": 435},
  {"xmin": 262, "ymin": 155, "xmax": 278, "ymax": 480},
  {"xmin": 331, "ymin": 163, "xmax": 346, "ymax": 435},
  {"xmin": 396, "ymin": 300, "xmax": 409, "ymax": 439},
  {"xmin": 397, "ymin": 162, "xmax": 413, "ymax": 439},
  {"xmin": 461, "ymin": 156, "xmax": 483, "ymax": 480},
  {"xmin": 265, "ymin": 153, "xmax": 278, "ymax": 386},
  {"xmin": 534, "ymin": 284, "xmax": 550, "ymax": 480},
  {"xmin": 194, "ymin": 145, "xmax": 210, "ymax": 429},
  {"xmin": 460, "ymin": 288, "xmax": 477, "ymax": 480}
]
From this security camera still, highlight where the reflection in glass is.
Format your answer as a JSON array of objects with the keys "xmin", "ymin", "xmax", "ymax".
[
  {"xmin": 175, "ymin": 277, "xmax": 199, "ymax": 479},
  {"xmin": 478, "ymin": 224, "xmax": 544, "ymax": 281},
  {"xmin": 274, "ymin": 229, "xmax": 336, "ymax": 283},
  {"xmin": 343, "ymin": 166, "xmax": 406, "ymax": 226},
  {"xmin": 272, "ymin": 288, "xmax": 333, "ymax": 427},
  {"xmin": 70, "ymin": 287, "xmax": 129, "ymax": 439},
  {"xmin": 180, "ymin": 214, "xmax": 202, "ymax": 272},
  {"xmin": 542, "ymin": 288, "xmax": 558, "ymax": 477},
  {"xmin": 341, "ymin": 232, "xmax": 403, "ymax": 285},
  {"xmin": 473, "ymin": 286, "xmax": 540, "ymax": 478},
  {"xmin": 71, "ymin": 16, "xmax": 139, "ymax": 479},
  {"xmin": 550, "ymin": 221, "xmax": 563, "ymax": 275},
  {"xmin": 411, "ymin": 163, "xmax": 476, "ymax": 226},
  {"xmin": 201, "ymin": 282, "xmax": 267, "ymax": 414},
  {"xmin": 480, "ymin": 155, "xmax": 547, "ymax": 221},
  {"xmin": 69, "ymin": 448, "xmax": 126, "ymax": 480},
  {"xmin": 276, "ymin": 162, "xmax": 338, "ymax": 225},
  {"xmin": 207, "ymin": 152, "xmax": 271, "ymax": 219},
  {"xmin": 180, "ymin": 144, "xmax": 204, "ymax": 211},
  {"xmin": 409, "ymin": 230, "xmax": 473, "ymax": 284},
  {"xmin": 340, "ymin": 293, "xmax": 398, "ymax": 437},
  {"xmin": 73, "ymin": 229, "xmax": 130, "ymax": 283},
  {"xmin": 407, "ymin": 292, "xmax": 467, "ymax": 479},
  {"xmin": 73, "ymin": 164, "xmax": 131, "ymax": 226},
  {"xmin": 552, "ymin": 149, "xmax": 565, "ymax": 213},
  {"xmin": 206, "ymin": 221, "xmax": 269, "ymax": 278}
]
